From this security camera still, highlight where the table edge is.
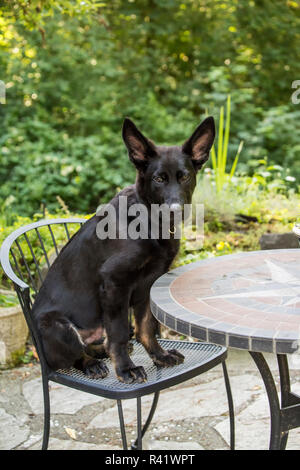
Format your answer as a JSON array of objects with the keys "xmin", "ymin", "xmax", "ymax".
[{"xmin": 150, "ymin": 250, "xmax": 300, "ymax": 355}]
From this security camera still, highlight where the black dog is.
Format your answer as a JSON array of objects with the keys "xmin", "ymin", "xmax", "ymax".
[{"xmin": 32, "ymin": 117, "xmax": 215, "ymax": 383}]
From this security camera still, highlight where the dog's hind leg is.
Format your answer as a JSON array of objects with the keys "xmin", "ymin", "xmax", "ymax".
[
  {"xmin": 38, "ymin": 313, "xmax": 84, "ymax": 369},
  {"xmin": 86, "ymin": 341, "xmax": 109, "ymax": 359},
  {"xmin": 74, "ymin": 353, "xmax": 109, "ymax": 379},
  {"xmin": 38, "ymin": 313, "xmax": 108, "ymax": 378}
]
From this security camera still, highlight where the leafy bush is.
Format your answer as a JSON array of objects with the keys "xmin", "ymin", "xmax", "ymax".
[
  {"xmin": 0, "ymin": 3, "xmax": 299, "ymax": 217},
  {"xmin": 0, "ymin": 122, "xmax": 135, "ymax": 215}
]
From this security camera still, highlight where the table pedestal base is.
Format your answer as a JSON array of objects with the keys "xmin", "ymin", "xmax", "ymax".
[{"xmin": 249, "ymin": 352, "xmax": 300, "ymax": 450}]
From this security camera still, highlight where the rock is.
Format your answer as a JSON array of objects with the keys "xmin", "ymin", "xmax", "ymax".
[
  {"xmin": 88, "ymin": 374, "xmax": 262, "ymax": 429},
  {"xmin": 2, "ymin": 348, "xmax": 300, "ymax": 451},
  {"xmin": 23, "ymin": 377, "xmax": 106, "ymax": 414},
  {"xmin": 293, "ymin": 224, "xmax": 300, "ymax": 239},
  {"xmin": 259, "ymin": 232, "xmax": 299, "ymax": 250},
  {"xmin": 215, "ymin": 415, "xmax": 270, "ymax": 450},
  {"xmin": 149, "ymin": 440, "xmax": 204, "ymax": 450},
  {"xmin": 0, "ymin": 305, "xmax": 28, "ymax": 364},
  {"xmin": 22, "ymin": 434, "xmax": 43, "ymax": 449},
  {"xmin": 28, "ymin": 437, "xmax": 120, "ymax": 450},
  {"xmin": 0, "ymin": 408, "xmax": 29, "ymax": 449}
]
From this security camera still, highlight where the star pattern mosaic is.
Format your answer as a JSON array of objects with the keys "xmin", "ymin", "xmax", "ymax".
[{"xmin": 150, "ymin": 250, "xmax": 300, "ymax": 354}]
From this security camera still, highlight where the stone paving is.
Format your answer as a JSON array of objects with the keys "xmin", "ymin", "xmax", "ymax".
[{"xmin": 0, "ymin": 348, "xmax": 300, "ymax": 450}]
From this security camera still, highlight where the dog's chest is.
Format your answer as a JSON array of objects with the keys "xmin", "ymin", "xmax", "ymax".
[{"xmin": 132, "ymin": 239, "xmax": 179, "ymax": 298}]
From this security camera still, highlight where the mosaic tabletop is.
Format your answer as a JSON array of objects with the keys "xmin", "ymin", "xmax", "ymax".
[{"xmin": 150, "ymin": 250, "xmax": 300, "ymax": 354}]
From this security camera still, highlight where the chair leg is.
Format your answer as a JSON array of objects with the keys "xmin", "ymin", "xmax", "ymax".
[
  {"xmin": 136, "ymin": 397, "xmax": 143, "ymax": 450},
  {"xmin": 131, "ymin": 391, "xmax": 160, "ymax": 450},
  {"xmin": 222, "ymin": 361, "xmax": 235, "ymax": 450},
  {"xmin": 117, "ymin": 400, "xmax": 128, "ymax": 450},
  {"xmin": 41, "ymin": 374, "xmax": 50, "ymax": 450}
]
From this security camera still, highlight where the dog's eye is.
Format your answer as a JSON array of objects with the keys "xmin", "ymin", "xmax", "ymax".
[
  {"xmin": 153, "ymin": 175, "xmax": 165, "ymax": 183},
  {"xmin": 181, "ymin": 174, "xmax": 190, "ymax": 183}
]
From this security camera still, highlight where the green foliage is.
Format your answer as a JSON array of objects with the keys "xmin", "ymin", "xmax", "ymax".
[
  {"xmin": 176, "ymin": 172, "xmax": 300, "ymax": 267},
  {"xmin": 0, "ymin": 1, "xmax": 299, "ymax": 217},
  {"xmin": 0, "ymin": 122, "xmax": 135, "ymax": 214},
  {"xmin": 0, "ymin": 291, "xmax": 18, "ymax": 307},
  {"xmin": 1, "ymin": 0, "xmax": 105, "ymax": 30},
  {"xmin": 210, "ymin": 95, "xmax": 244, "ymax": 192}
]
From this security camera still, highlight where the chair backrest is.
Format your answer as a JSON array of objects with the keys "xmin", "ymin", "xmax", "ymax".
[{"xmin": 0, "ymin": 218, "xmax": 86, "ymax": 367}]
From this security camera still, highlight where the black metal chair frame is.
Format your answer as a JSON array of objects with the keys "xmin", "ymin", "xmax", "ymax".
[{"xmin": 0, "ymin": 218, "xmax": 235, "ymax": 450}]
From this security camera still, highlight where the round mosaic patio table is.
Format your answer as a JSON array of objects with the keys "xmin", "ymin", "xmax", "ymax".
[{"xmin": 150, "ymin": 249, "xmax": 300, "ymax": 450}]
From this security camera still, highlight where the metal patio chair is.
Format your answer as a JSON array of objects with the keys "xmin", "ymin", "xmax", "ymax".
[{"xmin": 0, "ymin": 218, "xmax": 235, "ymax": 450}]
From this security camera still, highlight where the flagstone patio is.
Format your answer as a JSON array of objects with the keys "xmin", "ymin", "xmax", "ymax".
[{"xmin": 0, "ymin": 348, "xmax": 299, "ymax": 450}]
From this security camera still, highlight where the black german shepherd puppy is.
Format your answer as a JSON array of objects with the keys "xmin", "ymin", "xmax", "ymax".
[{"xmin": 32, "ymin": 117, "xmax": 215, "ymax": 384}]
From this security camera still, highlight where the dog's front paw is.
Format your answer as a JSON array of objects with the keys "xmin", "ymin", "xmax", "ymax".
[
  {"xmin": 117, "ymin": 365, "xmax": 147, "ymax": 384},
  {"xmin": 84, "ymin": 359, "xmax": 109, "ymax": 379},
  {"xmin": 151, "ymin": 349, "xmax": 185, "ymax": 367}
]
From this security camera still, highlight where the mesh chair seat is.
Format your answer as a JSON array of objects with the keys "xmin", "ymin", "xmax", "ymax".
[{"xmin": 50, "ymin": 339, "xmax": 227, "ymax": 399}]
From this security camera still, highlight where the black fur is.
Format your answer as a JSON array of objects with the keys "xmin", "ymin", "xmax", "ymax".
[{"xmin": 32, "ymin": 117, "xmax": 215, "ymax": 383}]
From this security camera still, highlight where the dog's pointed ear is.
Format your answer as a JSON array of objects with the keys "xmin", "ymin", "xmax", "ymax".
[
  {"xmin": 182, "ymin": 116, "xmax": 215, "ymax": 171},
  {"xmin": 122, "ymin": 118, "xmax": 156, "ymax": 170}
]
